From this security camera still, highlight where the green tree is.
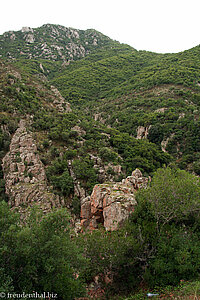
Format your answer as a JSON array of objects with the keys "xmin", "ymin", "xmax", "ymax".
[
  {"xmin": 148, "ymin": 123, "xmax": 164, "ymax": 145},
  {"xmin": 46, "ymin": 159, "xmax": 74, "ymax": 197},
  {"xmin": 136, "ymin": 167, "xmax": 200, "ymax": 229},
  {"xmin": 0, "ymin": 203, "xmax": 86, "ymax": 299},
  {"xmin": 72, "ymin": 158, "xmax": 98, "ymax": 192}
]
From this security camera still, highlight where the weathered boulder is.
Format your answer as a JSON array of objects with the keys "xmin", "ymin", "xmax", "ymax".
[{"xmin": 81, "ymin": 169, "xmax": 149, "ymax": 231}]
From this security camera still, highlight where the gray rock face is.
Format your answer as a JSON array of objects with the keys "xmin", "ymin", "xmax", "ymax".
[
  {"xmin": 136, "ymin": 126, "xmax": 151, "ymax": 139},
  {"xmin": 2, "ymin": 120, "xmax": 61, "ymax": 214},
  {"xmin": 25, "ymin": 33, "xmax": 35, "ymax": 43},
  {"xmin": 21, "ymin": 27, "xmax": 34, "ymax": 33},
  {"xmin": 81, "ymin": 169, "xmax": 149, "ymax": 231},
  {"xmin": 50, "ymin": 86, "xmax": 71, "ymax": 113}
]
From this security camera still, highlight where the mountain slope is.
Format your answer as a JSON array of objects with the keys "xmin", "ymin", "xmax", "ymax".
[
  {"xmin": 49, "ymin": 43, "xmax": 200, "ymax": 174},
  {"xmin": 0, "ymin": 24, "xmax": 199, "ymax": 213},
  {"xmin": 0, "ymin": 58, "xmax": 169, "ymax": 214}
]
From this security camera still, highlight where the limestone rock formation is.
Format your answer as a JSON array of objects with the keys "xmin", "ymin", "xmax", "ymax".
[
  {"xmin": 25, "ymin": 33, "xmax": 35, "ymax": 44},
  {"xmin": 2, "ymin": 120, "xmax": 62, "ymax": 214},
  {"xmin": 81, "ymin": 169, "xmax": 149, "ymax": 231},
  {"xmin": 136, "ymin": 126, "xmax": 151, "ymax": 139},
  {"xmin": 50, "ymin": 85, "xmax": 71, "ymax": 113},
  {"xmin": 21, "ymin": 27, "xmax": 34, "ymax": 33}
]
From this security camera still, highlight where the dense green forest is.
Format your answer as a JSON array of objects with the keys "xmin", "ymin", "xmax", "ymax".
[{"xmin": 0, "ymin": 24, "xmax": 200, "ymax": 298}]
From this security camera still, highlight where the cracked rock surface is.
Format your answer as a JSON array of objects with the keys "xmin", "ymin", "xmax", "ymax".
[
  {"xmin": 2, "ymin": 120, "xmax": 62, "ymax": 214},
  {"xmin": 81, "ymin": 169, "xmax": 149, "ymax": 231}
]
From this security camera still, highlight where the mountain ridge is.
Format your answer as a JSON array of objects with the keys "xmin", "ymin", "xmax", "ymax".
[
  {"xmin": 0, "ymin": 23, "xmax": 121, "ymax": 64},
  {"xmin": 1, "ymin": 23, "xmax": 200, "ymax": 55}
]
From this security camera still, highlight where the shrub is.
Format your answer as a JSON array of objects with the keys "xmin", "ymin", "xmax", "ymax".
[{"xmin": 136, "ymin": 167, "xmax": 200, "ymax": 227}]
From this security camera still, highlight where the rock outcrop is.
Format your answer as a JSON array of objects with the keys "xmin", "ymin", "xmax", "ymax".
[
  {"xmin": 161, "ymin": 133, "xmax": 175, "ymax": 152},
  {"xmin": 136, "ymin": 126, "xmax": 151, "ymax": 139},
  {"xmin": 50, "ymin": 85, "xmax": 71, "ymax": 113},
  {"xmin": 2, "ymin": 120, "xmax": 62, "ymax": 214},
  {"xmin": 1, "ymin": 24, "xmax": 116, "ymax": 64},
  {"xmin": 90, "ymin": 153, "xmax": 123, "ymax": 184},
  {"xmin": 81, "ymin": 169, "xmax": 149, "ymax": 231}
]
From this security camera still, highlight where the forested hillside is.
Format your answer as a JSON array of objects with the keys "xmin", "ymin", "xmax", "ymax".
[
  {"xmin": 0, "ymin": 24, "xmax": 200, "ymax": 299},
  {"xmin": 2, "ymin": 24, "xmax": 198, "ymax": 173},
  {"xmin": 50, "ymin": 44, "xmax": 200, "ymax": 174}
]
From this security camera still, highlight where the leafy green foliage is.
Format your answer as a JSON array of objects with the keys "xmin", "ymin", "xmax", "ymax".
[
  {"xmin": 136, "ymin": 167, "xmax": 200, "ymax": 226},
  {"xmin": 0, "ymin": 203, "xmax": 86, "ymax": 299},
  {"xmin": 71, "ymin": 195, "xmax": 81, "ymax": 217},
  {"xmin": 48, "ymin": 40, "xmax": 200, "ymax": 172},
  {"xmin": 146, "ymin": 229, "xmax": 200, "ymax": 287},
  {"xmin": 110, "ymin": 132, "xmax": 171, "ymax": 174},
  {"xmin": 72, "ymin": 157, "xmax": 98, "ymax": 193},
  {"xmin": 148, "ymin": 123, "xmax": 164, "ymax": 144},
  {"xmin": 46, "ymin": 158, "xmax": 74, "ymax": 197}
]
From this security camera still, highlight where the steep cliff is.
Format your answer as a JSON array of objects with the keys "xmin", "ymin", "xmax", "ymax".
[{"xmin": 2, "ymin": 120, "xmax": 62, "ymax": 214}]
